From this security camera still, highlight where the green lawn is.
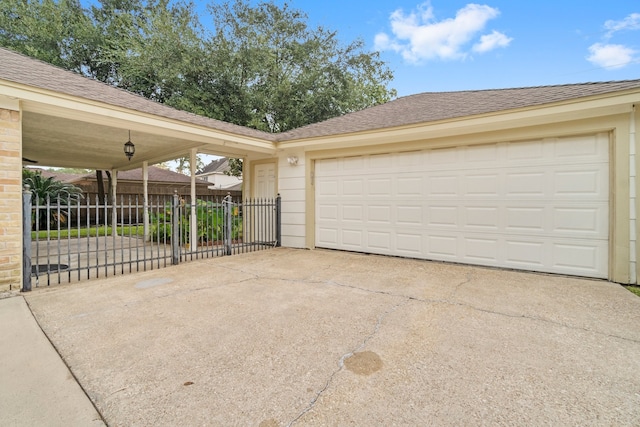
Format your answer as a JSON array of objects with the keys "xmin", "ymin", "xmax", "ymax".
[
  {"xmin": 32, "ymin": 225, "xmax": 145, "ymax": 240},
  {"xmin": 623, "ymin": 285, "xmax": 640, "ymax": 298}
]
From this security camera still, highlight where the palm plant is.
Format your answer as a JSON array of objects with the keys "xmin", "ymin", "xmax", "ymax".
[{"xmin": 22, "ymin": 169, "xmax": 83, "ymax": 230}]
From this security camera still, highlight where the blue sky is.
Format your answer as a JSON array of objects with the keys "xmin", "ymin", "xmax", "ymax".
[
  {"xmin": 82, "ymin": 0, "xmax": 639, "ymax": 97},
  {"xmin": 283, "ymin": 0, "xmax": 639, "ymax": 96}
]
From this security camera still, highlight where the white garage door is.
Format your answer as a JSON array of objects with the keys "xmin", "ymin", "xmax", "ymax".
[{"xmin": 315, "ymin": 133, "xmax": 609, "ymax": 278}]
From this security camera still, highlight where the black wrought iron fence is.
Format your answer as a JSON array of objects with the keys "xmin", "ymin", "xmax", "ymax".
[{"xmin": 22, "ymin": 189, "xmax": 280, "ymax": 290}]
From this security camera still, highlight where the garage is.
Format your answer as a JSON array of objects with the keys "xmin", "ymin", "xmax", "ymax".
[{"xmin": 315, "ymin": 133, "xmax": 609, "ymax": 278}]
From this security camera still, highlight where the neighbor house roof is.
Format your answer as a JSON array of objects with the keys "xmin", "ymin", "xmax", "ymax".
[
  {"xmin": 198, "ymin": 158, "xmax": 229, "ymax": 175},
  {"xmin": 279, "ymin": 80, "xmax": 640, "ymax": 140},
  {"xmin": 38, "ymin": 166, "xmax": 207, "ymax": 184},
  {"xmin": 113, "ymin": 166, "xmax": 208, "ymax": 184},
  {"xmin": 35, "ymin": 169, "xmax": 84, "ymax": 183},
  {"xmin": 0, "ymin": 47, "xmax": 274, "ymax": 142}
]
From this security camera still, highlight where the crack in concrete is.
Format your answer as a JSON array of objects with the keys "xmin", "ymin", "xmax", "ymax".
[
  {"xmin": 448, "ymin": 271, "xmax": 474, "ymax": 299},
  {"xmin": 210, "ymin": 265, "xmax": 640, "ymax": 344},
  {"xmin": 322, "ymin": 278, "xmax": 640, "ymax": 345},
  {"xmin": 287, "ymin": 298, "xmax": 411, "ymax": 427}
]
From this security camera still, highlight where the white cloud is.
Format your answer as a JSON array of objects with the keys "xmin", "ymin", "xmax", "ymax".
[
  {"xmin": 374, "ymin": 2, "xmax": 510, "ymax": 63},
  {"xmin": 586, "ymin": 43, "xmax": 637, "ymax": 69},
  {"xmin": 604, "ymin": 12, "xmax": 640, "ymax": 38},
  {"xmin": 473, "ymin": 30, "xmax": 512, "ymax": 53}
]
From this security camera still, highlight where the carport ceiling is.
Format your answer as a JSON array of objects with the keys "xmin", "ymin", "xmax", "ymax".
[
  {"xmin": 21, "ymin": 110, "xmax": 274, "ymax": 171},
  {"xmin": 22, "ymin": 111, "xmax": 200, "ymax": 170}
]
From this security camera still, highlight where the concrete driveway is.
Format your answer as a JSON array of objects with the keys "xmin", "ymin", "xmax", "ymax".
[{"xmin": 24, "ymin": 248, "xmax": 640, "ymax": 426}]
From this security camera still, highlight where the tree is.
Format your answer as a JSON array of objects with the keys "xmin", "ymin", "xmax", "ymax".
[
  {"xmin": 203, "ymin": 0, "xmax": 396, "ymax": 132},
  {"xmin": 174, "ymin": 155, "xmax": 204, "ymax": 175},
  {"xmin": 201, "ymin": 0, "xmax": 396, "ymax": 175},
  {"xmin": 1, "ymin": 0, "xmax": 396, "ymax": 178},
  {"xmin": 0, "ymin": 0, "xmax": 97, "ymax": 72}
]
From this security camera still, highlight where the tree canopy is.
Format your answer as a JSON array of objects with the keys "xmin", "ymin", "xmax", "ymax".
[
  {"xmin": 1, "ymin": 0, "xmax": 396, "ymax": 132},
  {"xmin": 2, "ymin": 0, "xmax": 396, "ymax": 175}
]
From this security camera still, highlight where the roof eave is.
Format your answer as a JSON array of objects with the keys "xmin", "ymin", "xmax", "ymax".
[{"xmin": 277, "ymin": 90, "xmax": 640, "ymax": 151}]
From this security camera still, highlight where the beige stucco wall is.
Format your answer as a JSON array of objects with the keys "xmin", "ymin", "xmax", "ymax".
[
  {"xmin": 0, "ymin": 104, "xmax": 22, "ymax": 291},
  {"xmin": 293, "ymin": 111, "xmax": 635, "ymax": 284}
]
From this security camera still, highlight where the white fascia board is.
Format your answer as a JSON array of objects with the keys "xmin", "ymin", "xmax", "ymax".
[
  {"xmin": 278, "ymin": 92, "xmax": 640, "ymax": 151},
  {"xmin": 0, "ymin": 94, "xmax": 19, "ymax": 110},
  {"xmin": 0, "ymin": 81, "xmax": 276, "ymax": 154}
]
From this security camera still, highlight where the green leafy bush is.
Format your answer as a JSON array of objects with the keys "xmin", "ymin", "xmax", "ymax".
[{"xmin": 149, "ymin": 199, "xmax": 241, "ymax": 245}]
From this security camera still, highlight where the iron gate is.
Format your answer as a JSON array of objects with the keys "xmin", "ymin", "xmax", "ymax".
[{"xmin": 22, "ymin": 190, "xmax": 281, "ymax": 289}]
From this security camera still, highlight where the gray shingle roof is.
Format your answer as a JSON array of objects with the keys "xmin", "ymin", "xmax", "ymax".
[
  {"xmin": 114, "ymin": 166, "xmax": 208, "ymax": 183},
  {"xmin": 198, "ymin": 157, "xmax": 229, "ymax": 174},
  {"xmin": 39, "ymin": 166, "xmax": 206, "ymax": 184},
  {"xmin": 3, "ymin": 47, "xmax": 640, "ymax": 144},
  {"xmin": 278, "ymin": 80, "xmax": 640, "ymax": 140},
  {"xmin": 0, "ymin": 47, "xmax": 274, "ymax": 141}
]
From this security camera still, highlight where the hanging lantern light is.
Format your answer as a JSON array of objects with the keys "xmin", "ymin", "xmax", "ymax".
[{"xmin": 124, "ymin": 130, "xmax": 135, "ymax": 161}]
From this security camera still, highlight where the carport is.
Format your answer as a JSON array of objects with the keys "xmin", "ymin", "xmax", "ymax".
[{"xmin": 0, "ymin": 47, "xmax": 278, "ymax": 290}]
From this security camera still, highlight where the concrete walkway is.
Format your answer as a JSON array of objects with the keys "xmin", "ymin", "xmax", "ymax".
[
  {"xmin": 8, "ymin": 248, "xmax": 640, "ymax": 425},
  {"xmin": 0, "ymin": 295, "xmax": 105, "ymax": 426}
]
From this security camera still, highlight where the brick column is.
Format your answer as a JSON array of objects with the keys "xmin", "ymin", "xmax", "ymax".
[{"xmin": 0, "ymin": 107, "xmax": 22, "ymax": 291}]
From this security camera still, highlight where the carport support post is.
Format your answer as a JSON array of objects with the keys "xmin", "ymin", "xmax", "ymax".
[
  {"xmin": 223, "ymin": 194, "xmax": 232, "ymax": 255},
  {"xmin": 189, "ymin": 149, "xmax": 197, "ymax": 253},
  {"xmin": 143, "ymin": 162, "xmax": 150, "ymax": 241},
  {"xmin": 171, "ymin": 192, "xmax": 180, "ymax": 265},
  {"xmin": 275, "ymin": 193, "xmax": 281, "ymax": 247},
  {"xmin": 110, "ymin": 170, "xmax": 118, "ymax": 237},
  {"xmin": 22, "ymin": 186, "xmax": 32, "ymax": 292}
]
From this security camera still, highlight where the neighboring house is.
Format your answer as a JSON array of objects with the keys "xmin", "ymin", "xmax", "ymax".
[
  {"xmin": 36, "ymin": 166, "xmax": 240, "ymax": 199},
  {"xmin": 2, "ymin": 46, "xmax": 640, "ymax": 290},
  {"xmin": 197, "ymin": 157, "xmax": 242, "ymax": 191}
]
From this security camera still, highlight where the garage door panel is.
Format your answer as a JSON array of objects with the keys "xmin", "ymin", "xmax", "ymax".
[
  {"xmin": 553, "ymin": 134, "xmax": 606, "ymax": 159},
  {"xmin": 318, "ymin": 204, "xmax": 338, "ymax": 221},
  {"xmin": 396, "ymin": 233, "xmax": 422, "ymax": 254},
  {"xmin": 343, "ymin": 156, "xmax": 365, "ymax": 170},
  {"xmin": 367, "ymin": 231, "xmax": 391, "ymax": 251},
  {"xmin": 341, "ymin": 229, "xmax": 363, "ymax": 247},
  {"xmin": 397, "ymin": 205, "xmax": 422, "ymax": 225},
  {"xmin": 367, "ymin": 205, "xmax": 391, "ymax": 223},
  {"xmin": 464, "ymin": 206, "xmax": 500, "ymax": 230},
  {"xmin": 315, "ymin": 133, "xmax": 609, "ymax": 278},
  {"xmin": 464, "ymin": 237, "xmax": 500, "ymax": 262},
  {"xmin": 369, "ymin": 153, "xmax": 389, "ymax": 168},
  {"xmin": 464, "ymin": 143, "xmax": 500, "ymax": 163},
  {"xmin": 427, "ymin": 205, "xmax": 459, "ymax": 227},
  {"xmin": 427, "ymin": 235, "xmax": 459, "ymax": 258},
  {"xmin": 504, "ymin": 240, "xmax": 545, "ymax": 267},
  {"xmin": 397, "ymin": 176, "xmax": 423, "ymax": 195},
  {"xmin": 553, "ymin": 206, "xmax": 606, "ymax": 235},
  {"xmin": 342, "ymin": 205, "xmax": 363, "ymax": 222},
  {"xmin": 342, "ymin": 179, "xmax": 363, "ymax": 196},
  {"xmin": 317, "ymin": 228, "xmax": 338, "ymax": 246},
  {"xmin": 429, "ymin": 147, "xmax": 459, "ymax": 165},
  {"xmin": 506, "ymin": 139, "xmax": 544, "ymax": 161},
  {"xmin": 553, "ymin": 168, "xmax": 607, "ymax": 197},
  {"xmin": 367, "ymin": 178, "xmax": 392, "ymax": 196},
  {"xmin": 465, "ymin": 173, "xmax": 500, "ymax": 196},
  {"xmin": 505, "ymin": 207, "xmax": 546, "ymax": 232},
  {"xmin": 317, "ymin": 179, "xmax": 338, "ymax": 197},
  {"xmin": 506, "ymin": 171, "xmax": 546, "ymax": 196},
  {"xmin": 394, "ymin": 151, "xmax": 423, "ymax": 168},
  {"xmin": 428, "ymin": 175, "xmax": 459, "ymax": 196},
  {"xmin": 552, "ymin": 242, "xmax": 604, "ymax": 274}
]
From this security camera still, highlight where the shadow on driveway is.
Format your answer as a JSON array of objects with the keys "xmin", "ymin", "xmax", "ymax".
[{"xmin": 24, "ymin": 248, "xmax": 640, "ymax": 426}]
